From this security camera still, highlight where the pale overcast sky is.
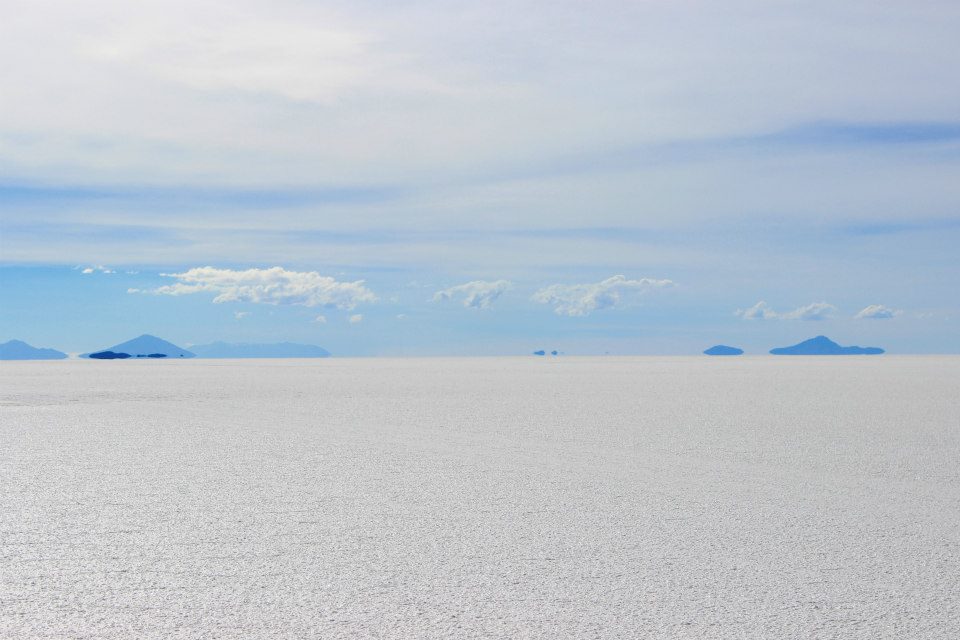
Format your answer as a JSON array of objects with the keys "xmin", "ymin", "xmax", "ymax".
[{"xmin": 1, "ymin": 0, "xmax": 958, "ymax": 354}]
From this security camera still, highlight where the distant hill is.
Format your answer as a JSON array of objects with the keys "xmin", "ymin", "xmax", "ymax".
[
  {"xmin": 704, "ymin": 345, "xmax": 744, "ymax": 356},
  {"xmin": 82, "ymin": 334, "xmax": 195, "ymax": 359},
  {"xmin": 189, "ymin": 342, "xmax": 331, "ymax": 359},
  {"xmin": 770, "ymin": 336, "xmax": 884, "ymax": 355},
  {"xmin": 0, "ymin": 339, "xmax": 68, "ymax": 360}
]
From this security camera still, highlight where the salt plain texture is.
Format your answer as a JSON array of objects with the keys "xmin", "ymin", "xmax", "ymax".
[{"xmin": 2, "ymin": 356, "xmax": 959, "ymax": 639}]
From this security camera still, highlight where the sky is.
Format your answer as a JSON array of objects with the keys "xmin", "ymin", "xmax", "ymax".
[{"xmin": 1, "ymin": 0, "xmax": 958, "ymax": 355}]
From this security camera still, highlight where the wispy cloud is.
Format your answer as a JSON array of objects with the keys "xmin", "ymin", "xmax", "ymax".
[
  {"xmin": 768, "ymin": 121, "xmax": 960, "ymax": 147},
  {"xmin": 148, "ymin": 266, "xmax": 376, "ymax": 309},
  {"xmin": 433, "ymin": 280, "xmax": 512, "ymax": 309},
  {"xmin": 313, "ymin": 314, "xmax": 327, "ymax": 323},
  {"xmin": 234, "ymin": 311, "xmax": 251, "ymax": 319},
  {"xmin": 349, "ymin": 314, "xmax": 363, "ymax": 324},
  {"xmin": 0, "ymin": 183, "xmax": 400, "ymax": 211},
  {"xmin": 780, "ymin": 302, "xmax": 837, "ymax": 321},
  {"xmin": 532, "ymin": 275, "xmax": 673, "ymax": 316},
  {"xmin": 854, "ymin": 304, "xmax": 900, "ymax": 319},
  {"xmin": 736, "ymin": 301, "xmax": 778, "ymax": 320},
  {"xmin": 736, "ymin": 300, "xmax": 836, "ymax": 321}
]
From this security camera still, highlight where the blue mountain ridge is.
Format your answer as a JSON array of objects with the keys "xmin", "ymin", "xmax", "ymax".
[
  {"xmin": 0, "ymin": 339, "xmax": 68, "ymax": 360},
  {"xmin": 770, "ymin": 335, "xmax": 884, "ymax": 355}
]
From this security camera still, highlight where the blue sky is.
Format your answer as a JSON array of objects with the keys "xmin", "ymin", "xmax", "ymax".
[{"xmin": 1, "ymin": 0, "xmax": 959, "ymax": 355}]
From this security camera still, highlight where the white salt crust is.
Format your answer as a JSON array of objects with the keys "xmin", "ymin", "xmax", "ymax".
[{"xmin": 1, "ymin": 356, "xmax": 958, "ymax": 638}]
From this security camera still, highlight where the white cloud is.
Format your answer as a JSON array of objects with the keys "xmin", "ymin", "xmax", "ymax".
[
  {"xmin": 531, "ymin": 275, "xmax": 673, "ymax": 316},
  {"xmin": 854, "ymin": 304, "xmax": 900, "ymax": 319},
  {"xmin": 349, "ymin": 314, "xmax": 363, "ymax": 323},
  {"xmin": 735, "ymin": 300, "xmax": 778, "ymax": 320},
  {"xmin": 149, "ymin": 266, "xmax": 376, "ymax": 308},
  {"xmin": 81, "ymin": 265, "xmax": 114, "ymax": 274},
  {"xmin": 780, "ymin": 301, "xmax": 836, "ymax": 321},
  {"xmin": 396, "ymin": 313, "xmax": 407, "ymax": 320},
  {"xmin": 234, "ymin": 311, "xmax": 251, "ymax": 319},
  {"xmin": 433, "ymin": 279, "xmax": 511, "ymax": 309},
  {"xmin": 313, "ymin": 314, "xmax": 327, "ymax": 323},
  {"xmin": 737, "ymin": 300, "xmax": 836, "ymax": 321}
]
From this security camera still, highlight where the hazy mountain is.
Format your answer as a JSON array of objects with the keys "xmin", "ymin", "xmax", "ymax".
[
  {"xmin": 770, "ymin": 335, "xmax": 884, "ymax": 355},
  {"xmin": 189, "ymin": 342, "xmax": 331, "ymax": 358},
  {"xmin": 0, "ymin": 339, "xmax": 68, "ymax": 360},
  {"xmin": 83, "ymin": 334, "xmax": 195, "ymax": 358},
  {"xmin": 704, "ymin": 345, "xmax": 744, "ymax": 356}
]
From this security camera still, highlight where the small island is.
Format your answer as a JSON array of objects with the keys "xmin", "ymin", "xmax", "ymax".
[
  {"xmin": 89, "ymin": 351, "xmax": 132, "ymax": 360},
  {"xmin": 770, "ymin": 335, "xmax": 884, "ymax": 355},
  {"xmin": 704, "ymin": 345, "xmax": 744, "ymax": 356}
]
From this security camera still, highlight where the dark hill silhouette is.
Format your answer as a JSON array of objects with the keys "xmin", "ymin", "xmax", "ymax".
[
  {"xmin": 189, "ymin": 342, "xmax": 331, "ymax": 359},
  {"xmin": 770, "ymin": 335, "xmax": 884, "ymax": 355},
  {"xmin": 82, "ymin": 334, "xmax": 194, "ymax": 359},
  {"xmin": 704, "ymin": 345, "xmax": 744, "ymax": 356},
  {"xmin": 89, "ymin": 351, "xmax": 131, "ymax": 359},
  {"xmin": 0, "ymin": 339, "xmax": 68, "ymax": 360}
]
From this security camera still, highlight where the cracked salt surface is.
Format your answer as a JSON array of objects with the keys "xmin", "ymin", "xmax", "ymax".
[{"xmin": 1, "ymin": 356, "xmax": 959, "ymax": 638}]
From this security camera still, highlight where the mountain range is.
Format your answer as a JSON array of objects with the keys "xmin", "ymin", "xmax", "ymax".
[
  {"xmin": 769, "ymin": 336, "xmax": 884, "ymax": 355},
  {"xmin": 2, "ymin": 334, "xmax": 888, "ymax": 360},
  {"xmin": 78, "ymin": 336, "xmax": 332, "ymax": 359},
  {"xmin": 82, "ymin": 335, "xmax": 196, "ymax": 359},
  {"xmin": 0, "ymin": 339, "xmax": 68, "ymax": 360}
]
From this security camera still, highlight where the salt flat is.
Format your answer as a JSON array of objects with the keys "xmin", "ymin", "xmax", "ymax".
[{"xmin": 1, "ymin": 356, "xmax": 959, "ymax": 639}]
